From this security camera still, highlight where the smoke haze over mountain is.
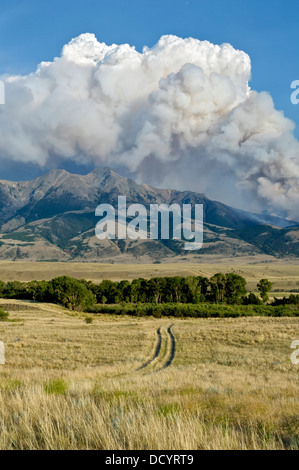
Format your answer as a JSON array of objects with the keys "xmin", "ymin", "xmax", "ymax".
[{"xmin": 0, "ymin": 33, "xmax": 298, "ymax": 220}]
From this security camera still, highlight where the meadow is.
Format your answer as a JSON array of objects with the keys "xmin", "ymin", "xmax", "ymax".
[
  {"xmin": 0, "ymin": 298, "xmax": 299, "ymax": 450},
  {"xmin": 0, "ymin": 259, "xmax": 299, "ymax": 292}
]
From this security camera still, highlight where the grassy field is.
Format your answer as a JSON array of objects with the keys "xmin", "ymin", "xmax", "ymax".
[
  {"xmin": 0, "ymin": 298, "xmax": 299, "ymax": 450},
  {"xmin": 0, "ymin": 260, "xmax": 299, "ymax": 292}
]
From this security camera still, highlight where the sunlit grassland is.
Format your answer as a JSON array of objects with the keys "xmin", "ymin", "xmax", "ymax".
[
  {"xmin": 0, "ymin": 299, "xmax": 299, "ymax": 450},
  {"xmin": 0, "ymin": 260, "xmax": 299, "ymax": 293}
]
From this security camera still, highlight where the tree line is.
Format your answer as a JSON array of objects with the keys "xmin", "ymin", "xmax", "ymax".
[{"xmin": 0, "ymin": 273, "xmax": 275, "ymax": 311}]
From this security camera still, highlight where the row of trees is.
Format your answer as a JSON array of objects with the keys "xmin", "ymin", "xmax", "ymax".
[
  {"xmin": 0, "ymin": 274, "xmax": 273, "ymax": 310},
  {"xmin": 0, "ymin": 277, "xmax": 95, "ymax": 311}
]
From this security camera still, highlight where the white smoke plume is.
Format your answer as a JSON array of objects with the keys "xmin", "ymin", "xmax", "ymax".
[{"xmin": 0, "ymin": 33, "xmax": 298, "ymax": 220}]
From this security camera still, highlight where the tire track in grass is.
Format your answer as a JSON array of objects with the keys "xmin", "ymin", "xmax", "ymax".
[
  {"xmin": 161, "ymin": 324, "xmax": 176, "ymax": 369},
  {"xmin": 137, "ymin": 324, "xmax": 176, "ymax": 373},
  {"xmin": 136, "ymin": 327, "xmax": 162, "ymax": 371}
]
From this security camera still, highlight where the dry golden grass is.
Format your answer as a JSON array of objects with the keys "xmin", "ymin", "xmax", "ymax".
[
  {"xmin": 0, "ymin": 260, "xmax": 299, "ymax": 292},
  {"xmin": 0, "ymin": 299, "xmax": 299, "ymax": 450}
]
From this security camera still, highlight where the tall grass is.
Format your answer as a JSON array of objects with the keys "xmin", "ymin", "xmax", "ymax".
[
  {"xmin": 0, "ymin": 376, "xmax": 297, "ymax": 450},
  {"xmin": 1, "ymin": 300, "xmax": 298, "ymax": 450}
]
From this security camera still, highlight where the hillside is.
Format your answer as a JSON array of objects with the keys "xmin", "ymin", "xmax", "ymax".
[{"xmin": 0, "ymin": 168, "xmax": 298, "ymax": 262}]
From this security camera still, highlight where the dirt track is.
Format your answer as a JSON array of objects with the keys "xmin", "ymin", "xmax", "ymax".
[{"xmin": 137, "ymin": 324, "xmax": 176, "ymax": 372}]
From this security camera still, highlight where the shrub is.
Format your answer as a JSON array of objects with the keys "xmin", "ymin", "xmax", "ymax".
[
  {"xmin": 44, "ymin": 378, "xmax": 68, "ymax": 395},
  {"xmin": 0, "ymin": 308, "xmax": 9, "ymax": 321},
  {"xmin": 87, "ymin": 301, "xmax": 299, "ymax": 318},
  {"xmin": 242, "ymin": 293, "xmax": 263, "ymax": 305}
]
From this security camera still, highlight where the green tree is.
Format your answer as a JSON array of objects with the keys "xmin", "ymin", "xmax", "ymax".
[
  {"xmin": 210, "ymin": 273, "xmax": 226, "ymax": 303},
  {"xmin": 146, "ymin": 278, "xmax": 166, "ymax": 304},
  {"xmin": 4, "ymin": 281, "xmax": 28, "ymax": 299},
  {"xmin": 242, "ymin": 292, "xmax": 262, "ymax": 305},
  {"xmin": 197, "ymin": 276, "xmax": 209, "ymax": 298},
  {"xmin": 136, "ymin": 278, "xmax": 149, "ymax": 303},
  {"xmin": 96, "ymin": 280, "xmax": 120, "ymax": 304},
  {"xmin": 225, "ymin": 273, "xmax": 247, "ymax": 304},
  {"xmin": 118, "ymin": 280, "xmax": 131, "ymax": 302},
  {"xmin": 147, "ymin": 278, "xmax": 160, "ymax": 303},
  {"xmin": 257, "ymin": 279, "xmax": 272, "ymax": 303},
  {"xmin": 182, "ymin": 276, "xmax": 201, "ymax": 304},
  {"xmin": 50, "ymin": 276, "xmax": 95, "ymax": 310},
  {"xmin": 0, "ymin": 281, "xmax": 6, "ymax": 297},
  {"xmin": 164, "ymin": 277, "xmax": 183, "ymax": 303},
  {"xmin": 26, "ymin": 280, "xmax": 51, "ymax": 302},
  {"xmin": 130, "ymin": 279, "xmax": 142, "ymax": 303}
]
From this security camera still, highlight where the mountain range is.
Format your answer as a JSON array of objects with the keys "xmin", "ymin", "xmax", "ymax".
[{"xmin": 0, "ymin": 168, "xmax": 298, "ymax": 262}]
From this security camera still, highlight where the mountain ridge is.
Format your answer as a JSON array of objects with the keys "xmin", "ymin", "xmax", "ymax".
[{"xmin": 0, "ymin": 168, "xmax": 298, "ymax": 262}]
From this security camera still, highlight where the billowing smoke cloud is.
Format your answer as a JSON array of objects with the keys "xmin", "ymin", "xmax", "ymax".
[{"xmin": 1, "ymin": 33, "xmax": 299, "ymax": 220}]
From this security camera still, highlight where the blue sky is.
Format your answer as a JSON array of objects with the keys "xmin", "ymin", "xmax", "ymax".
[{"xmin": 0, "ymin": 0, "xmax": 298, "ymax": 137}]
